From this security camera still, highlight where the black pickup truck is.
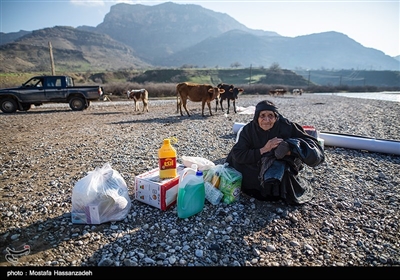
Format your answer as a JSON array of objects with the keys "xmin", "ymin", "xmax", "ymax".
[{"xmin": 0, "ymin": 75, "xmax": 103, "ymax": 113}]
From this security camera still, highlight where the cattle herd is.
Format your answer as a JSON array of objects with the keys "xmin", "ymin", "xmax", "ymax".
[
  {"xmin": 175, "ymin": 82, "xmax": 246, "ymax": 117},
  {"xmin": 126, "ymin": 82, "xmax": 245, "ymax": 117},
  {"xmin": 268, "ymin": 88, "xmax": 303, "ymax": 96},
  {"xmin": 127, "ymin": 82, "xmax": 300, "ymax": 117}
]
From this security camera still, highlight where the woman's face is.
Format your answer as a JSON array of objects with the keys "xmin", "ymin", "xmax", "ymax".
[{"xmin": 257, "ymin": 110, "xmax": 277, "ymax": 131}]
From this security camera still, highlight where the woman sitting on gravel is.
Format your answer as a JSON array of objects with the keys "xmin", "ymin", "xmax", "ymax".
[{"xmin": 225, "ymin": 100, "xmax": 325, "ymax": 205}]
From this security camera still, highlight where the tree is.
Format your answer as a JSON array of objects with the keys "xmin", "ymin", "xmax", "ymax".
[
  {"xmin": 230, "ymin": 62, "xmax": 241, "ymax": 68},
  {"xmin": 268, "ymin": 62, "xmax": 281, "ymax": 71}
]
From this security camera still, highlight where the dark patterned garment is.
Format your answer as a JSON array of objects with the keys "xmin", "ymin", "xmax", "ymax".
[{"xmin": 226, "ymin": 109, "xmax": 324, "ymax": 205}]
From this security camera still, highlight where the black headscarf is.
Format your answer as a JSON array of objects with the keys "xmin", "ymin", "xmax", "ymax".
[{"xmin": 253, "ymin": 100, "xmax": 279, "ymax": 122}]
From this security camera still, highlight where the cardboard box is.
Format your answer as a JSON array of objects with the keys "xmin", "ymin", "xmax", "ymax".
[{"xmin": 135, "ymin": 165, "xmax": 185, "ymax": 210}]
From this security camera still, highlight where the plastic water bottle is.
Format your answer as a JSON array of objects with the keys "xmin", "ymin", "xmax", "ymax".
[
  {"xmin": 177, "ymin": 167, "xmax": 205, "ymax": 219},
  {"xmin": 204, "ymin": 182, "xmax": 223, "ymax": 205}
]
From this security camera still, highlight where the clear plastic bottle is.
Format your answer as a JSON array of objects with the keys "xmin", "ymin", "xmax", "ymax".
[
  {"xmin": 158, "ymin": 138, "xmax": 177, "ymax": 179},
  {"xmin": 177, "ymin": 169, "xmax": 205, "ymax": 219},
  {"xmin": 205, "ymin": 182, "xmax": 223, "ymax": 205}
]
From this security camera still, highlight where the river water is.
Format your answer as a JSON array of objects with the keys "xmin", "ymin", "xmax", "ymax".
[{"xmin": 314, "ymin": 91, "xmax": 400, "ymax": 103}]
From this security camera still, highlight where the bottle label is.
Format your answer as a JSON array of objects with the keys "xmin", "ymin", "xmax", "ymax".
[{"xmin": 159, "ymin": 157, "xmax": 177, "ymax": 170}]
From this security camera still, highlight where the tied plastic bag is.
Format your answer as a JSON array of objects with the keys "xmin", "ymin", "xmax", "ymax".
[
  {"xmin": 71, "ymin": 162, "xmax": 131, "ymax": 224},
  {"xmin": 181, "ymin": 156, "xmax": 215, "ymax": 171},
  {"xmin": 204, "ymin": 163, "xmax": 242, "ymax": 204}
]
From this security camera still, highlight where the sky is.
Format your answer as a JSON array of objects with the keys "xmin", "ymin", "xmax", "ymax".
[{"xmin": 0, "ymin": 0, "xmax": 399, "ymax": 57}]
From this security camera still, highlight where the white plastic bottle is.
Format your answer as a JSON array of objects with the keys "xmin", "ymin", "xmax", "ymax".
[{"xmin": 177, "ymin": 165, "xmax": 205, "ymax": 219}]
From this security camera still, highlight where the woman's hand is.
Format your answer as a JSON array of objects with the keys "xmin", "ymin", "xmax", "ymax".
[{"xmin": 260, "ymin": 137, "xmax": 283, "ymax": 154}]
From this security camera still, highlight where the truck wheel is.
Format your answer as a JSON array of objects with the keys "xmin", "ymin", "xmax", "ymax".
[
  {"xmin": 0, "ymin": 98, "xmax": 18, "ymax": 113},
  {"xmin": 21, "ymin": 103, "xmax": 31, "ymax": 111},
  {"xmin": 69, "ymin": 97, "xmax": 86, "ymax": 111}
]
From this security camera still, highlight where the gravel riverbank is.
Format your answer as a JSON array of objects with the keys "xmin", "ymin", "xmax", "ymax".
[{"xmin": 0, "ymin": 94, "xmax": 399, "ymax": 273}]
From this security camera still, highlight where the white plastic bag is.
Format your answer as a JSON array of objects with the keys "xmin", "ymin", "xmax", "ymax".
[
  {"xmin": 71, "ymin": 162, "xmax": 131, "ymax": 224},
  {"xmin": 181, "ymin": 156, "xmax": 215, "ymax": 171},
  {"xmin": 204, "ymin": 163, "xmax": 242, "ymax": 204}
]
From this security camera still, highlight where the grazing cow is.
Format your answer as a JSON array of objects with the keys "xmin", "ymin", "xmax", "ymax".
[
  {"xmin": 127, "ymin": 89, "xmax": 149, "ymax": 112},
  {"xmin": 292, "ymin": 88, "xmax": 303, "ymax": 95},
  {"xmin": 268, "ymin": 88, "xmax": 287, "ymax": 96},
  {"xmin": 215, "ymin": 83, "xmax": 232, "ymax": 112},
  {"xmin": 217, "ymin": 83, "xmax": 244, "ymax": 114},
  {"xmin": 176, "ymin": 82, "xmax": 225, "ymax": 117}
]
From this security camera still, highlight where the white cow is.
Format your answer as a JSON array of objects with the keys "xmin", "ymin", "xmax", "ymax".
[
  {"xmin": 292, "ymin": 88, "xmax": 303, "ymax": 95},
  {"xmin": 127, "ymin": 89, "xmax": 149, "ymax": 112}
]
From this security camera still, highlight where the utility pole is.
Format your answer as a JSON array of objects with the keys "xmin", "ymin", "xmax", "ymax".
[{"xmin": 48, "ymin": 41, "xmax": 55, "ymax": 75}]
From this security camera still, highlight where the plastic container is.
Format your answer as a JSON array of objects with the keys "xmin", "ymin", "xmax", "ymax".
[
  {"xmin": 177, "ymin": 165, "xmax": 205, "ymax": 219},
  {"xmin": 204, "ymin": 182, "xmax": 223, "ymax": 205},
  {"xmin": 233, "ymin": 122, "xmax": 246, "ymax": 134},
  {"xmin": 158, "ymin": 138, "xmax": 177, "ymax": 179},
  {"xmin": 302, "ymin": 125, "xmax": 318, "ymax": 138}
]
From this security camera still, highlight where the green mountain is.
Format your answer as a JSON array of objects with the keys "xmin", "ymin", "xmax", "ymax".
[{"xmin": 0, "ymin": 26, "xmax": 150, "ymax": 72}]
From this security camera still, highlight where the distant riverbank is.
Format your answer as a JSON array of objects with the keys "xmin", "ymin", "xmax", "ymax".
[{"xmin": 313, "ymin": 91, "xmax": 400, "ymax": 102}]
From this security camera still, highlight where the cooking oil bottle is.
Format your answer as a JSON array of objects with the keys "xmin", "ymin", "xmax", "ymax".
[{"xmin": 158, "ymin": 138, "xmax": 177, "ymax": 179}]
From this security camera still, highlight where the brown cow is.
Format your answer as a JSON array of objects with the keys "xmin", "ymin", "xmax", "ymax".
[
  {"xmin": 268, "ymin": 88, "xmax": 287, "ymax": 96},
  {"xmin": 127, "ymin": 89, "xmax": 149, "ymax": 112},
  {"xmin": 176, "ymin": 82, "xmax": 225, "ymax": 117}
]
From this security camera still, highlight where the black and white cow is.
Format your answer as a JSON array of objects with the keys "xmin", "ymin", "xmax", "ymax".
[{"xmin": 216, "ymin": 83, "xmax": 244, "ymax": 114}]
